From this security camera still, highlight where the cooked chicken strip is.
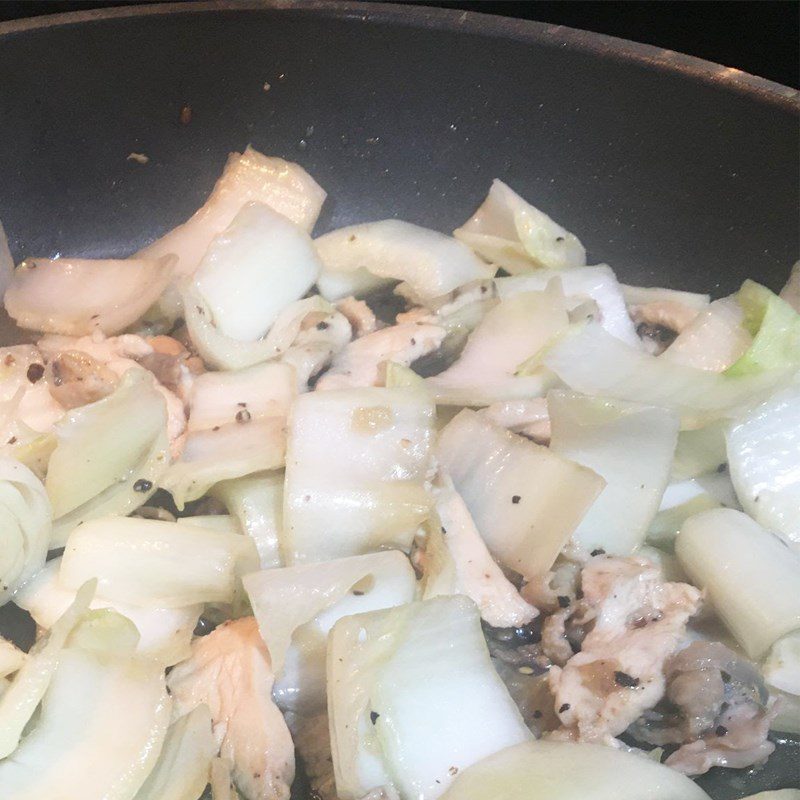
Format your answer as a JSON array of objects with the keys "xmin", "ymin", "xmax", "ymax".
[
  {"xmin": 315, "ymin": 322, "xmax": 445, "ymax": 390},
  {"xmin": 335, "ymin": 296, "xmax": 377, "ymax": 337},
  {"xmin": 548, "ymin": 556, "xmax": 702, "ymax": 744},
  {"xmin": 434, "ymin": 476, "xmax": 537, "ymax": 628},
  {"xmin": 38, "ymin": 331, "xmax": 187, "ymax": 457},
  {"xmin": 168, "ymin": 617, "xmax": 295, "ymax": 800}
]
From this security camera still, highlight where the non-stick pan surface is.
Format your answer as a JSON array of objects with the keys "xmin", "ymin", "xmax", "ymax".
[{"xmin": 0, "ymin": 3, "xmax": 798, "ymax": 798}]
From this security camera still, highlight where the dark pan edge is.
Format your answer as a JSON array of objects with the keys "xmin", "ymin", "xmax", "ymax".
[{"xmin": 0, "ymin": 0, "xmax": 797, "ymax": 112}]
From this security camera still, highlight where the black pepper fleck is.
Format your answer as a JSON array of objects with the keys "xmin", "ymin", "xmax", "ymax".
[
  {"xmin": 614, "ymin": 671, "xmax": 640, "ymax": 688},
  {"xmin": 590, "ymin": 548, "xmax": 606, "ymax": 556},
  {"xmin": 557, "ymin": 595, "xmax": 571, "ymax": 608},
  {"xmin": 370, "ymin": 711, "xmax": 380, "ymax": 725},
  {"xmin": 511, "ymin": 495, "xmax": 521, "ymax": 504},
  {"xmin": 715, "ymin": 725, "xmax": 728, "ymax": 737},
  {"xmin": 575, "ymin": 588, "xmax": 584, "ymax": 600},
  {"xmin": 533, "ymin": 710, "xmax": 543, "ymax": 719},
  {"xmin": 556, "ymin": 236, "xmax": 565, "ymax": 242},
  {"xmin": 235, "ymin": 409, "xmax": 252, "ymax": 424},
  {"xmin": 559, "ymin": 703, "xmax": 571, "ymax": 713},
  {"xmin": 316, "ymin": 321, "xmax": 329, "ymax": 331},
  {"xmin": 7, "ymin": 436, "xmax": 17, "ymax": 445},
  {"xmin": 26, "ymin": 363, "xmax": 45, "ymax": 383},
  {"xmin": 133, "ymin": 479, "xmax": 153, "ymax": 493}
]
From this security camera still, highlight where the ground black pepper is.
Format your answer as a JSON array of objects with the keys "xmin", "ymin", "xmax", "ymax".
[
  {"xmin": 512, "ymin": 495, "xmax": 521, "ymax": 504},
  {"xmin": 133, "ymin": 479, "xmax": 153, "ymax": 493},
  {"xmin": 559, "ymin": 703, "xmax": 570, "ymax": 713},
  {"xmin": 614, "ymin": 671, "xmax": 640, "ymax": 688},
  {"xmin": 26, "ymin": 363, "xmax": 45, "ymax": 383},
  {"xmin": 557, "ymin": 595, "xmax": 571, "ymax": 608}
]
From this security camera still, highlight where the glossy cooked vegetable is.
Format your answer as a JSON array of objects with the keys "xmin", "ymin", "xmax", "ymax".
[{"xmin": 0, "ymin": 147, "xmax": 797, "ymax": 800}]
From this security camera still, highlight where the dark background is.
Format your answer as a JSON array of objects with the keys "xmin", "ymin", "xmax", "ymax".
[{"xmin": 1, "ymin": 1, "xmax": 798, "ymax": 89}]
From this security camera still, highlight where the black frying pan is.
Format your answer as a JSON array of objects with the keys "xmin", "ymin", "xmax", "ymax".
[{"xmin": 0, "ymin": 3, "xmax": 798, "ymax": 798}]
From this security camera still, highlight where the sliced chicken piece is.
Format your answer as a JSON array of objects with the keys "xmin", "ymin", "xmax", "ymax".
[
  {"xmin": 141, "ymin": 335, "xmax": 204, "ymax": 405},
  {"xmin": 541, "ymin": 608, "xmax": 574, "ymax": 666},
  {"xmin": 627, "ymin": 640, "xmax": 776, "ymax": 775},
  {"xmin": 548, "ymin": 556, "xmax": 702, "ymax": 744},
  {"xmin": 315, "ymin": 322, "xmax": 445, "ymax": 390},
  {"xmin": 434, "ymin": 476, "xmax": 537, "ymax": 628},
  {"xmin": 335, "ymin": 296, "xmax": 377, "ymax": 338},
  {"xmin": 280, "ymin": 308, "xmax": 353, "ymax": 390},
  {"xmin": 521, "ymin": 560, "xmax": 582, "ymax": 613},
  {"xmin": 46, "ymin": 351, "xmax": 119, "ymax": 409},
  {"xmin": 38, "ymin": 331, "xmax": 153, "ymax": 364},
  {"xmin": 167, "ymin": 617, "xmax": 295, "ymax": 800},
  {"xmin": 479, "ymin": 398, "xmax": 551, "ymax": 444},
  {"xmin": 38, "ymin": 331, "xmax": 187, "ymax": 457},
  {"xmin": 665, "ymin": 701, "xmax": 777, "ymax": 775}
]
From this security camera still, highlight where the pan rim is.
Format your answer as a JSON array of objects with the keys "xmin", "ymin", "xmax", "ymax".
[{"xmin": 0, "ymin": 0, "xmax": 797, "ymax": 111}]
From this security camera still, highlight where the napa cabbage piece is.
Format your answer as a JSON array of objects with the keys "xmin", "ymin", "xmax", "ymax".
[
  {"xmin": 621, "ymin": 284, "xmax": 710, "ymax": 312},
  {"xmin": 453, "ymin": 179, "xmax": 586, "ymax": 274},
  {"xmin": 183, "ymin": 287, "xmax": 334, "ymax": 370},
  {"xmin": 675, "ymin": 509, "xmax": 800, "ymax": 659},
  {"xmin": 193, "ymin": 202, "xmax": 322, "ymax": 342},
  {"xmin": 438, "ymin": 740, "xmax": 710, "ymax": 800},
  {"xmin": 163, "ymin": 418, "xmax": 287, "ymax": 509},
  {"xmin": 646, "ymin": 474, "xmax": 738, "ymax": 549},
  {"xmin": 548, "ymin": 391, "xmax": 679, "ymax": 555},
  {"xmin": 427, "ymin": 289, "xmax": 567, "ymax": 405},
  {"xmin": 661, "ymin": 297, "xmax": 751, "ymax": 371},
  {"xmin": 726, "ymin": 280, "xmax": 800, "ymax": 377},
  {"xmin": 726, "ymin": 383, "xmax": 800, "ymax": 545},
  {"xmin": 15, "ymin": 559, "xmax": 201, "ymax": 666},
  {"xmin": 174, "ymin": 515, "xmax": 240, "ymax": 534},
  {"xmin": 0, "ymin": 612, "xmax": 171, "ymax": 800},
  {"xmin": 46, "ymin": 368, "xmax": 169, "ymax": 547},
  {"xmin": 162, "ymin": 361, "xmax": 295, "ymax": 508},
  {"xmin": 211, "ymin": 472, "xmax": 284, "ymax": 569},
  {"xmin": 59, "ymin": 517, "xmax": 258, "ymax": 609},
  {"xmin": 422, "ymin": 475, "xmax": 537, "ymax": 628},
  {"xmin": 4, "ymin": 254, "xmax": 175, "ymax": 336},
  {"xmin": 671, "ymin": 420, "xmax": 728, "ymax": 480},
  {"xmin": 315, "ymin": 220, "xmax": 495, "ymax": 303},
  {"xmin": 0, "ymin": 458, "xmax": 51, "ymax": 604},
  {"xmin": 496, "ymin": 264, "xmax": 639, "ymax": 346},
  {"xmin": 762, "ymin": 631, "xmax": 800, "ymax": 696},
  {"xmin": 328, "ymin": 596, "xmax": 532, "ymax": 800},
  {"xmin": 544, "ymin": 322, "xmax": 796, "ymax": 428},
  {"xmin": 437, "ymin": 410, "xmax": 604, "ymax": 578},
  {"xmin": 138, "ymin": 146, "xmax": 326, "ymax": 278},
  {"xmin": 283, "ymin": 386, "xmax": 435, "ymax": 564},
  {"xmin": 0, "ymin": 580, "xmax": 93, "ymax": 757},
  {"xmin": 133, "ymin": 705, "xmax": 217, "ymax": 800},
  {"xmin": 186, "ymin": 362, "xmax": 296, "ymax": 433},
  {"xmin": 244, "ymin": 550, "xmax": 416, "ymax": 714}
]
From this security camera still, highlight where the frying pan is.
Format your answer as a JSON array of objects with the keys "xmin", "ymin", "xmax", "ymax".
[{"xmin": 0, "ymin": 3, "xmax": 797, "ymax": 798}]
